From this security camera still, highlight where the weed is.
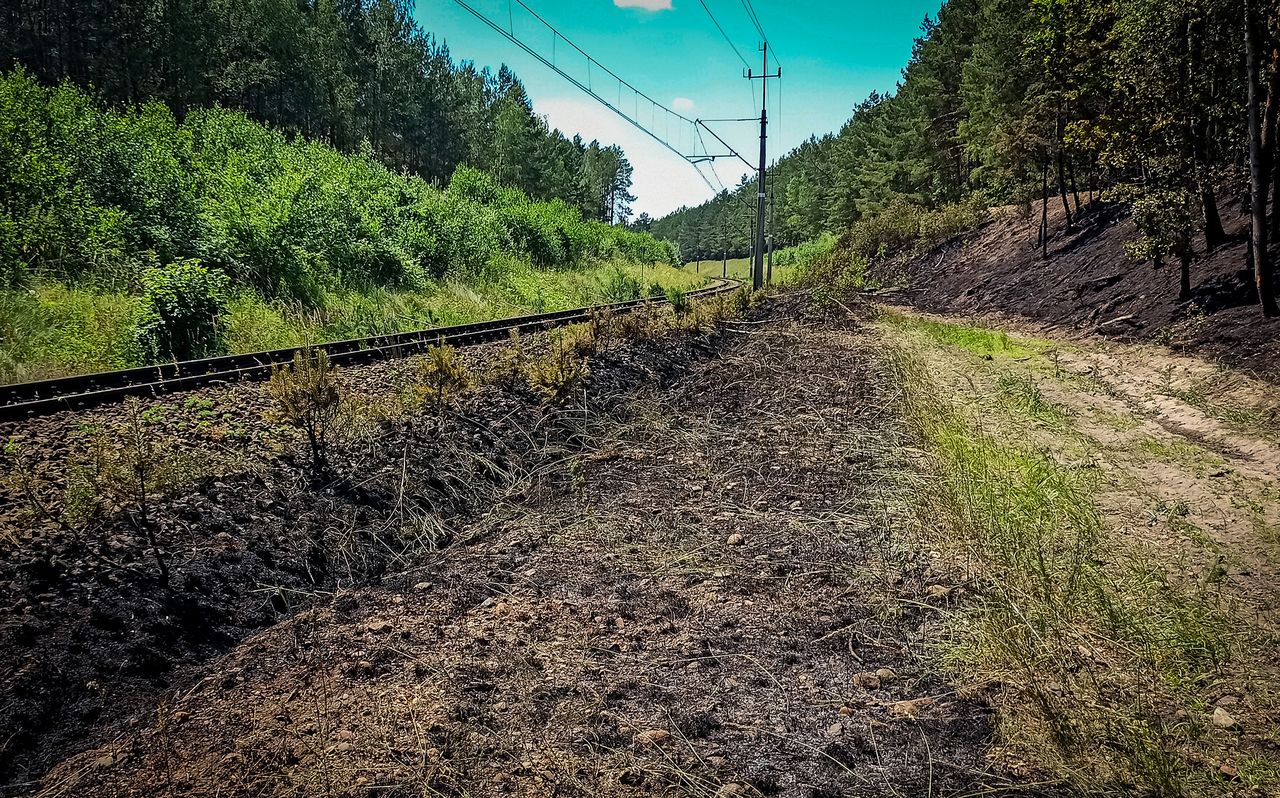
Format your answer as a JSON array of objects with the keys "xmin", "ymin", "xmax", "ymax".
[
  {"xmin": 54, "ymin": 398, "xmax": 221, "ymax": 584},
  {"xmin": 880, "ymin": 309, "xmax": 1047, "ymax": 358},
  {"xmin": 665, "ymin": 286, "xmax": 690, "ymax": 315},
  {"xmin": 269, "ymin": 348, "xmax": 343, "ymax": 475},
  {"xmin": 1135, "ymin": 437, "xmax": 1224, "ymax": 473},
  {"xmin": 483, "ymin": 330, "xmax": 530, "ymax": 390},
  {"xmin": 995, "ymin": 373, "xmax": 1072, "ymax": 428},
  {"xmin": 600, "ymin": 267, "xmax": 645, "ymax": 303}
]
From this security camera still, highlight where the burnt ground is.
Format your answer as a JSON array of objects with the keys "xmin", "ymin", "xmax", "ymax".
[
  {"xmin": 0, "ymin": 311, "xmax": 737, "ymax": 793},
  {"xmin": 872, "ymin": 199, "xmax": 1280, "ymax": 379},
  {"xmin": 6, "ymin": 299, "xmax": 1052, "ymax": 797}
]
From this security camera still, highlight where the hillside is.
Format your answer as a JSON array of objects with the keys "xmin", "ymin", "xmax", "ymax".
[
  {"xmin": 0, "ymin": 70, "xmax": 692, "ymax": 383},
  {"xmin": 875, "ymin": 201, "xmax": 1280, "ymax": 377}
]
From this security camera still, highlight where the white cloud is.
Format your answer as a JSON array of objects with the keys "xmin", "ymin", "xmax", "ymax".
[
  {"xmin": 536, "ymin": 96, "xmax": 717, "ymax": 219},
  {"xmin": 614, "ymin": 0, "xmax": 673, "ymax": 10},
  {"xmin": 672, "ymin": 97, "xmax": 695, "ymax": 112}
]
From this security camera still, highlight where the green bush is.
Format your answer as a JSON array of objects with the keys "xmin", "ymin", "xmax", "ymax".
[
  {"xmin": 0, "ymin": 70, "xmax": 676, "ymax": 307},
  {"xmin": 915, "ymin": 195, "xmax": 989, "ymax": 253},
  {"xmin": 599, "ymin": 268, "xmax": 645, "ymax": 302},
  {"xmin": 135, "ymin": 259, "xmax": 231, "ymax": 361},
  {"xmin": 0, "ymin": 68, "xmax": 689, "ymax": 376},
  {"xmin": 772, "ymin": 233, "xmax": 839, "ymax": 284}
]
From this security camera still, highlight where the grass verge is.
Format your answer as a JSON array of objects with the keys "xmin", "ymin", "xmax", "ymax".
[
  {"xmin": 0, "ymin": 260, "xmax": 704, "ymax": 383},
  {"xmin": 877, "ymin": 310, "xmax": 1280, "ymax": 796}
]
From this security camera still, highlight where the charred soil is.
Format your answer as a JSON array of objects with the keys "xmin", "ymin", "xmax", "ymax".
[
  {"xmin": 0, "ymin": 310, "xmax": 734, "ymax": 792},
  {"xmin": 5, "ymin": 298, "xmax": 1052, "ymax": 797}
]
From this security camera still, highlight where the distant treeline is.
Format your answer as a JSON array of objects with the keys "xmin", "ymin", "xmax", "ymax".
[
  {"xmin": 0, "ymin": 0, "xmax": 638, "ymax": 224},
  {"xmin": 656, "ymin": 0, "xmax": 1280, "ymax": 312}
]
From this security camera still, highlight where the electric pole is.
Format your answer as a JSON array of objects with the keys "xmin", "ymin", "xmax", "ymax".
[
  {"xmin": 767, "ymin": 189, "xmax": 775, "ymax": 284},
  {"xmin": 747, "ymin": 42, "xmax": 780, "ymax": 290}
]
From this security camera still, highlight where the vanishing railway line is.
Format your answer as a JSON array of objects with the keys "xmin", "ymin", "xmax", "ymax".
[{"xmin": 0, "ymin": 279, "xmax": 740, "ymax": 422}]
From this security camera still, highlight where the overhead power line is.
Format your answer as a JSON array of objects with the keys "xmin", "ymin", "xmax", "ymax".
[
  {"xmin": 449, "ymin": 0, "xmax": 699, "ymax": 168},
  {"xmin": 739, "ymin": 0, "xmax": 764, "ymax": 41},
  {"xmin": 736, "ymin": 0, "xmax": 781, "ymax": 66},
  {"xmin": 697, "ymin": 0, "xmax": 751, "ymax": 70}
]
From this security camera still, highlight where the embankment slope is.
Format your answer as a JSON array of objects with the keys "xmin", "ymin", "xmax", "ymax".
[{"xmin": 876, "ymin": 201, "xmax": 1280, "ymax": 377}]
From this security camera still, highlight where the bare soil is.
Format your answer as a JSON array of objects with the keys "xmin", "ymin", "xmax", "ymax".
[
  {"xmin": 874, "ymin": 200, "xmax": 1280, "ymax": 378},
  {"xmin": 884, "ymin": 304, "xmax": 1280, "ymax": 628},
  {"xmin": 1046, "ymin": 337, "xmax": 1280, "ymax": 626}
]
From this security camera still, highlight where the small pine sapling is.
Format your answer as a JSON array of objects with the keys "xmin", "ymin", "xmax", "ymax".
[
  {"xmin": 269, "ymin": 348, "xmax": 343, "ymax": 475},
  {"xmin": 417, "ymin": 343, "xmax": 472, "ymax": 415}
]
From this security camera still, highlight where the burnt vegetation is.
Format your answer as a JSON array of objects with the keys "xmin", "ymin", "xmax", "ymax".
[{"xmin": 0, "ymin": 293, "xmax": 755, "ymax": 790}]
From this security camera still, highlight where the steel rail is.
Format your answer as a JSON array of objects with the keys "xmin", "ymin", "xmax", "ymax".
[{"xmin": 0, "ymin": 279, "xmax": 741, "ymax": 422}]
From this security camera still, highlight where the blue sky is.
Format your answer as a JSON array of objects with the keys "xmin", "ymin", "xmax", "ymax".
[{"xmin": 416, "ymin": 0, "xmax": 944, "ymax": 217}]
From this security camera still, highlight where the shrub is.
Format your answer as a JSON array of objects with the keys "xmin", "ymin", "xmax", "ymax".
[
  {"xmin": 0, "ymin": 70, "xmax": 677, "ymax": 305},
  {"xmin": 135, "ymin": 259, "xmax": 230, "ymax": 361},
  {"xmin": 415, "ymin": 343, "xmax": 471, "ymax": 414},
  {"xmin": 915, "ymin": 195, "xmax": 989, "ymax": 252},
  {"xmin": 447, "ymin": 166, "xmax": 502, "ymax": 206},
  {"xmin": 599, "ymin": 268, "xmax": 644, "ymax": 303},
  {"xmin": 847, "ymin": 196, "xmax": 988, "ymax": 260},
  {"xmin": 848, "ymin": 199, "xmax": 922, "ymax": 259},
  {"xmin": 1111, "ymin": 185, "xmax": 1195, "ymax": 270},
  {"xmin": 269, "ymin": 348, "xmax": 343, "ymax": 474}
]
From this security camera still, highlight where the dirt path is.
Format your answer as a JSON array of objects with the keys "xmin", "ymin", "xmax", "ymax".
[
  {"xmin": 31, "ymin": 308, "xmax": 1040, "ymax": 798},
  {"xmin": 889, "ymin": 305, "xmax": 1280, "ymax": 628},
  {"xmin": 1049, "ymin": 340, "xmax": 1280, "ymax": 626}
]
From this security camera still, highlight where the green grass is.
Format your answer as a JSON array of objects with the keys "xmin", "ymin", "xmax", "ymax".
[
  {"xmin": 995, "ymin": 372, "xmax": 1073, "ymax": 429},
  {"xmin": 0, "ymin": 259, "xmax": 705, "ymax": 382},
  {"xmin": 0, "ymin": 285, "xmax": 144, "ymax": 381},
  {"xmin": 678, "ymin": 239, "xmax": 838, "ymax": 287},
  {"xmin": 877, "ymin": 308, "xmax": 1049, "ymax": 359},
  {"xmin": 877, "ymin": 312, "xmax": 1277, "ymax": 797},
  {"xmin": 1089, "ymin": 406, "xmax": 1144, "ymax": 431},
  {"xmin": 680, "ymin": 256, "xmax": 754, "ymax": 282},
  {"xmin": 1135, "ymin": 436, "xmax": 1226, "ymax": 472},
  {"xmin": 1164, "ymin": 382, "xmax": 1280, "ymax": 444}
]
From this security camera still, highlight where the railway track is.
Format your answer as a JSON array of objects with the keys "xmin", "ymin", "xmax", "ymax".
[{"xmin": 1, "ymin": 279, "xmax": 741, "ymax": 422}]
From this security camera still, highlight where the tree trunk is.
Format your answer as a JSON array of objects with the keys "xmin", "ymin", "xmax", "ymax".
[
  {"xmin": 1056, "ymin": 148, "xmax": 1075, "ymax": 231},
  {"xmin": 1180, "ymin": 247, "xmax": 1193, "ymax": 301},
  {"xmin": 1195, "ymin": 120, "xmax": 1229, "ymax": 249},
  {"xmin": 1246, "ymin": 0, "xmax": 1278, "ymax": 315},
  {"xmin": 1266, "ymin": 42, "xmax": 1280, "ymax": 240},
  {"xmin": 1202, "ymin": 181, "xmax": 1228, "ymax": 250},
  {"xmin": 1041, "ymin": 163, "xmax": 1050, "ymax": 259},
  {"xmin": 1201, "ymin": 176, "xmax": 1228, "ymax": 249},
  {"xmin": 1068, "ymin": 159, "xmax": 1082, "ymax": 217},
  {"xmin": 1273, "ymin": 153, "xmax": 1280, "ymax": 239}
]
